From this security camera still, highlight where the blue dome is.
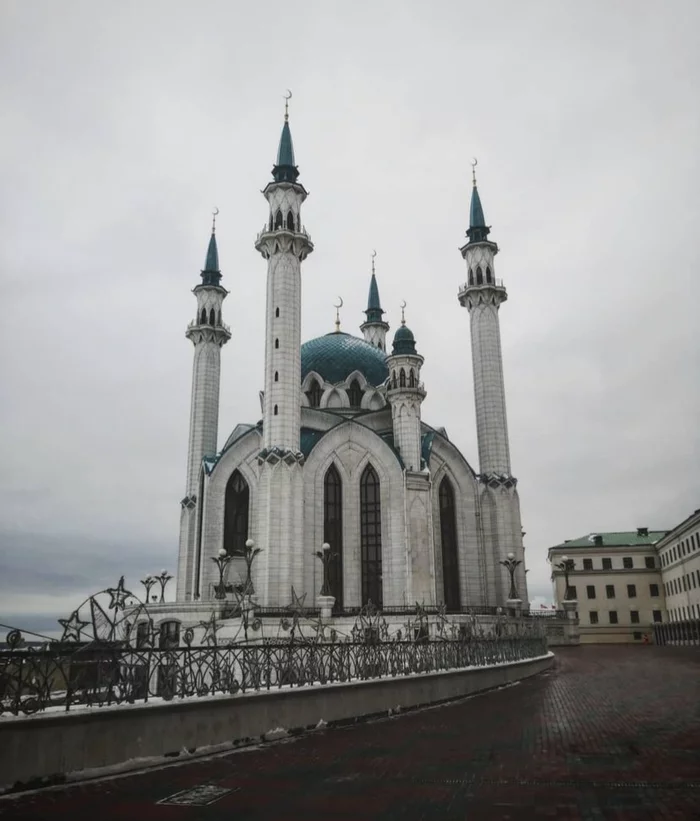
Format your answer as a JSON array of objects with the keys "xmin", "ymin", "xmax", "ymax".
[{"xmin": 301, "ymin": 332, "xmax": 389, "ymax": 387}]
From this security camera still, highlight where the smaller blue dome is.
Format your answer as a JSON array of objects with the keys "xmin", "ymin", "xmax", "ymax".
[{"xmin": 392, "ymin": 324, "xmax": 417, "ymax": 355}]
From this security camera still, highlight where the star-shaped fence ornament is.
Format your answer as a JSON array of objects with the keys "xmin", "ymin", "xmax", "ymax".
[
  {"xmin": 198, "ymin": 612, "xmax": 222, "ymax": 646},
  {"xmin": 307, "ymin": 616, "xmax": 326, "ymax": 643},
  {"xmin": 58, "ymin": 609, "xmax": 89, "ymax": 642},
  {"xmin": 106, "ymin": 576, "xmax": 130, "ymax": 611}
]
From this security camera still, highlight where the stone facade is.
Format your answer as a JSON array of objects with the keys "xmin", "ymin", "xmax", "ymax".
[{"xmin": 656, "ymin": 508, "xmax": 700, "ymax": 622}]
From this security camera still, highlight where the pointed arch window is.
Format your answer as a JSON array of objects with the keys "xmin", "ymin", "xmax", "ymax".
[
  {"xmin": 217, "ymin": 310, "xmax": 221, "ymax": 325},
  {"xmin": 486, "ymin": 265, "xmax": 492, "ymax": 283},
  {"xmin": 274, "ymin": 209, "xmax": 283, "ymax": 229},
  {"xmin": 224, "ymin": 470, "xmax": 249, "ymax": 556},
  {"xmin": 286, "ymin": 211, "xmax": 295, "ymax": 231},
  {"xmin": 209, "ymin": 308, "xmax": 216, "ymax": 325},
  {"xmin": 274, "ymin": 371, "xmax": 279, "ymax": 382},
  {"xmin": 275, "ymin": 338, "xmax": 279, "ymax": 349},
  {"xmin": 306, "ymin": 379, "xmax": 322, "ymax": 408},
  {"xmin": 399, "ymin": 368, "xmax": 406, "ymax": 388},
  {"xmin": 409, "ymin": 369, "xmax": 416, "ymax": 387},
  {"xmin": 439, "ymin": 477, "xmax": 460, "ymax": 611},
  {"xmin": 324, "ymin": 464, "xmax": 343, "ymax": 611},
  {"xmin": 348, "ymin": 379, "xmax": 363, "ymax": 408},
  {"xmin": 275, "ymin": 307, "xmax": 280, "ymax": 318},
  {"xmin": 468, "ymin": 268, "xmax": 474, "ymax": 286},
  {"xmin": 200, "ymin": 308, "xmax": 207, "ymax": 325},
  {"xmin": 476, "ymin": 266, "xmax": 483, "ymax": 285},
  {"xmin": 360, "ymin": 464, "xmax": 382, "ymax": 607}
]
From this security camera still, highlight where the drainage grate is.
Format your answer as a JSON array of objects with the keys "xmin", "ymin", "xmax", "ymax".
[{"xmin": 158, "ymin": 784, "xmax": 236, "ymax": 806}]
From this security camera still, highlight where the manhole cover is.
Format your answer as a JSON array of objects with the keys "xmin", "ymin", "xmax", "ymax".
[{"xmin": 158, "ymin": 784, "xmax": 236, "ymax": 806}]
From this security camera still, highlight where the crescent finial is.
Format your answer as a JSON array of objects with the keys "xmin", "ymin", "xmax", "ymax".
[
  {"xmin": 333, "ymin": 296, "xmax": 343, "ymax": 332},
  {"xmin": 471, "ymin": 157, "xmax": 478, "ymax": 187},
  {"xmin": 211, "ymin": 207, "xmax": 219, "ymax": 233},
  {"xmin": 284, "ymin": 89, "xmax": 292, "ymax": 121},
  {"xmin": 371, "ymin": 249, "xmax": 377, "ymax": 275},
  {"xmin": 400, "ymin": 299, "xmax": 407, "ymax": 325}
]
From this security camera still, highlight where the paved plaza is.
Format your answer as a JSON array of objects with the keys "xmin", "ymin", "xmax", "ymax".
[{"xmin": 1, "ymin": 646, "xmax": 699, "ymax": 820}]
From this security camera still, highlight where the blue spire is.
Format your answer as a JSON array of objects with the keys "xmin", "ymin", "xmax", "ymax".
[
  {"xmin": 200, "ymin": 215, "xmax": 222, "ymax": 286},
  {"xmin": 272, "ymin": 109, "xmax": 300, "ymax": 183},
  {"xmin": 466, "ymin": 163, "xmax": 491, "ymax": 243},
  {"xmin": 365, "ymin": 273, "xmax": 384, "ymax": 323}
]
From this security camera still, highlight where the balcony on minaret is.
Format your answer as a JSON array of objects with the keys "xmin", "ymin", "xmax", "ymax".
[
  {"xmin": 256, "ymin": 222, "xmax": 311, "ymax": 244},
  {"xmin": 458, "ymin": 277, "xmax": 507, "ymax": 309}
]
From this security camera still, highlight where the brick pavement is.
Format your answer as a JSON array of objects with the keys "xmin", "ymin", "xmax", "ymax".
[{"xmin": 1, "ymin": 646, "xmax": 699, "ymax": 820}]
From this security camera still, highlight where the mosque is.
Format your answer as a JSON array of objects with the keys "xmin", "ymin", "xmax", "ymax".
[{"xmin": 175, "ymin": 106, "xmax": 529, "ymax": 616}]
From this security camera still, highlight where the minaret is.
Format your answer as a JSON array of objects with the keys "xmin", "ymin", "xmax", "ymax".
[
  {"xmin": 457, "ymin": 165, "xmax": 510, "ymax": 479},
  {"xmin": 386, "ymin": 306, "xmax": 426, "ymax": 472},
  {"xmin": 177, "ymin": 215, "xmax": 231, "ymax": 600},
  {"xmin": 253, "ymin": 95, "xmax": 313, "ymax": 605},
  {"xmin": 457, "ymin": 163, "xmax": 528, "ymax": 606},
  {"xmin": 360, "ymin": 252, "xmax": 389, "ymax": 351}
]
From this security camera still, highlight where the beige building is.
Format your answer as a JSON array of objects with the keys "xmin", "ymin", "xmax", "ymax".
[
  {"xmin": 548, "ymin": 528, "xmax": 667, "ymax": 644},
  {"xmin": 656, "ymin": 508, "xmax": 700, "ymax": 623}
]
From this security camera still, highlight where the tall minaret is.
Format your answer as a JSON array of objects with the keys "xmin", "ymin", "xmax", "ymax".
[
  {"xmin": 177, "ymin": 216, "xmax": 231, "ymax": 600},
  {"xmin": 457, "ymin": 163, "xmax": 527, "ymax": 606},
  {"xmin": 253, "ymin": 96, "xmax": 313, "ymax": 605},
  {"xmin": 360, "ymin": 252, "xmax": 389, "ymax": 351},
  {"xmin": 457, "ymin": 166, "xmax": 510, "ymax": 479}
]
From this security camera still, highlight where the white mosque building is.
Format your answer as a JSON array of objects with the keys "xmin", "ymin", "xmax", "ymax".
[{"xmin": 175, "ymin": 108, "xmax": 528, "ymax": 616}]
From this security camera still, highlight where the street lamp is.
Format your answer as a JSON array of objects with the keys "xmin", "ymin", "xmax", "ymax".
[
  {"xmin": 555, "ymin": 555, "xmax": 576, "ymax": 600},
  {"xmin": 499, "ymin": 552, "xmax": 522, "ymax": 601},
  {"xmin": 155, "ymin": 570, "xmax": 172, "ymax": 603},
  {"xmin": 211, "ymin": 549, "xmax": 231, "ymax": 601},
  {"xmin": 241, "ymin": 539, "xmax": 261, "ymax": 596},
  {"xmin": 140, "ymin": 574, "xmax": 156, "ymax": 603},
  {"xmin": 315, "ymin": 542, "xmax": 336, "ymax": 597}
]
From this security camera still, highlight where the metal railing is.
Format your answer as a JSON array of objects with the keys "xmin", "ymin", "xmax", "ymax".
[
  {"xmin": 0, "ymin": 634, "xmax": 548, "ymax": 717},
  {"xmin": 653, "ymin": 619, "xmax": 700, "ymax": 646}
]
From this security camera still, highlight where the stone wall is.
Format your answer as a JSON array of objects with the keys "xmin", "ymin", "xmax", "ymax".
[{"xmin": 0, "ymin": 654, "xmax": 552, "ymax": 793}]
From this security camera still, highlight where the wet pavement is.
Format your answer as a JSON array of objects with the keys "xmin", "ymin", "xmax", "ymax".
[{"xmin": 1, "ymin": 645, "xmax": 699, "ymax": 820}]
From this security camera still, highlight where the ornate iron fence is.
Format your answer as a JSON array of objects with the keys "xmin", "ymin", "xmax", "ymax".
[{"xmin": 0, "ymin": 632, "xmax": 547, "ymax": 717}]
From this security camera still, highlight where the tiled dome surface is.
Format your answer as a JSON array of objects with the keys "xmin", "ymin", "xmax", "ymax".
[{"xmin": 301, "ymin": 332, "xmax": 389, "ymax": 387}]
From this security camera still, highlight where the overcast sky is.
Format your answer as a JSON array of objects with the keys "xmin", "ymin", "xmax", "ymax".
[{"xmin": 1, "ymin": 0, "xmax": 699, "ymax": 637}]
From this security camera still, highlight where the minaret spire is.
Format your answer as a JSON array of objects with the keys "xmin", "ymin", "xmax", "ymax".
[
  {"xmin": 360, "ymin": 250, "xmax": 390, "ymax": 350},
  {"xmin": 273, "ymin": 90, "xmax": 299, "ymax": 183},
  {"xmin": 177, "ymin": 215, "xmax": 231, "ymax": 600}
]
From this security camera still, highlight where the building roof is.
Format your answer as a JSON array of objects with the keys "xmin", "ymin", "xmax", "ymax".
[
  {"xmin": 301, "ymin": 332, "xmax": 389, "ymax": 387},
  {"xmin": 392, "ymin": 323, "xmax": 417, "ymax": 355},
  {"xmin": 550, "ymin": 530, "xmax": 669, "ymax": 550},
  {"xmin": 364, "ymin": 273, "xmax": 385, "ymax": 323},
  {"xmin": 655, "ymin": 508, "xmax": 700, "ymax": 548}
]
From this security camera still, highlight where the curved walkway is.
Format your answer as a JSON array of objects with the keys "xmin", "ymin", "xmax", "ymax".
[{"xmin": 2, "ymin": 646, "xmax": 699, "ymax": 819}]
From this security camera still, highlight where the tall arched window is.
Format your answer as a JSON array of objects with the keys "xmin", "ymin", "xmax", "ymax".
[
  {"xmin": 209, "ymin": 308, "xmax": 215, "ymax": 325},
  {"xmin": 399, "ymin": 368, "xmax": 406, "ymax": 388},
  {"xmin": 347, "ymin": 379, "xmax": 363, "ymax": 408},
  {"xmin": 486, "ymin": 266, "xmax": 492, "ymax": 283},
  {"xmin": 409, "ymin": 369, "xmax": 416, "ymax": 387},
  {"xmin": 306, "ymin": 379, "xmax": 322, "ymax": 408},
  {"xmin": 476, "ymin": 266, "xmax": 483, "ymax": 285},
  {"xmin": 360, "ymin": 464, "xmax": 382, "ymax": 607},
  {"xmin": 275, "ymin": 307, "xmax": 280, "ymax": 317},
  {"xmin": 223, "ymin": 470, "xmax": 249, "ymax": 556},
  {"xmin": 274, "ymin": 209, "xmax": 283, "ymax": 229},
  {"xmin": 286, "ymin": 211, "xmax": 295, "ymax": 231},
  {"xmin": 324, "ymin": 464, "xmax": 343, "ymax": 611},
  {"xmin": 468, "ymin": 268, "xmax": 474, "ymax": 285},
  {"xmin": 439, "ymin": 477, "xmax": 460, "ymax": 611},
  {"xmin": 200, "ymin": 308, "xmax": 207, "ymax": 324}
]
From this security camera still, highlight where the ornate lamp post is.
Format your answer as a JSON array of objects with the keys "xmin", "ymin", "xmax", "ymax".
[
  {"xmin": 315, "ymin": 542, "xmax": 337, "ymax": 618},
  {"xmin": 211, "ymin": 549, "xmax": 231, "ymax": 601},
  {"xmin": 140, "ymin": 575, "xmax": 156, "ymax": 603},
  {"xmin": 555, "ymin": 555, "xmax": 576, "ymax": 601},
  {"xmin": 241, "ymin": 538, "xmax": 260, "ymax": 596},
  {"xmin": 155, "ymin": 570, "xmax": 173, "ymax": 603},
  {"xmin": 499, "ymin": 552, "xmax": 522, "ymax": 602}
]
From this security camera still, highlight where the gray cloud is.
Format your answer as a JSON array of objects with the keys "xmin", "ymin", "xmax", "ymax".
[{"xmin": 1, "ymin": 0, "xmax": 699, "ymax": 626}]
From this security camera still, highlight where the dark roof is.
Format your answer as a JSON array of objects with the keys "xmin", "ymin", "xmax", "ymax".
[
  {"xmin": 272, "ymin": 120, "xmax": 299, "ymax": 183},
  {"xmin": 200, "ymin": 232, "xmax": 222, "ymax": 286},
  {"xmin": 466, "ymin": 184, "xmax": 492, "ymax": 244},
  {"xmin": 365, "ymin": 273, "xmax": 384, "ymax": 323},
  {"xmin": 550, "ymin": 531, "xmax": 669, "ymax": 550},
  {"xmin": 301, "ymin": 332, "xmax": 389, "ymax": 387},
  {"xmin": 392, "ymin": 324, "xmax": 417, "ymax": 355}
]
